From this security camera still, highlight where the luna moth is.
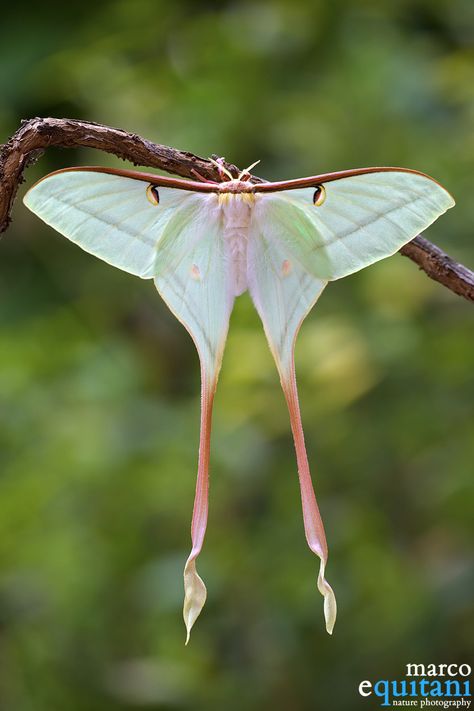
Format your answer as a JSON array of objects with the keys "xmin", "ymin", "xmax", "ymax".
[{"xmin": 22, "ymin": 159, "xmax": 454, "ymax": 642}]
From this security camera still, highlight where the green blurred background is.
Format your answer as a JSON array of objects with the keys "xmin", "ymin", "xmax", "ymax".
[{"xmin": 1, "ymin": 1, "xmax": 473, "ymax": 709}]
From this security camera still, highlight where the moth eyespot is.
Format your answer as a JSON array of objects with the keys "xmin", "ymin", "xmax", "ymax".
[
  {"xmin": 313, "ymin": 185, "xmax": 326, "ymax": 207},
  {"xmin": 281, "ymin": 259, "xmax": 292, "ymax": 277},
  {"xmin": 190, "ymin": 264, "xmax": 201, "ymax": 281},
  {"xmin": 146, "ymin": 184, "xmax": 160, "ymax": 205}
]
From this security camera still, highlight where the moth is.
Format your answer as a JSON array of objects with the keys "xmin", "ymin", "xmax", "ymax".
[{"xmin": 23, "ymin": 159, "xmax": 454, "ymax": 642}]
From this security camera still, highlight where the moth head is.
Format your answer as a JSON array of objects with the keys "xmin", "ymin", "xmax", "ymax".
[{"xmin": 313, "ymin": 185, "xmax": 326, "ymax": 207}]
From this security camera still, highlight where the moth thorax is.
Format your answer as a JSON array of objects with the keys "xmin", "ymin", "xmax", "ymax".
[
  {"xmin": 218, "ymin": 179, "xmax": 255, "ymax": 194},
  {"xmin": 218, "ymin": 192, "xmax": 255, "ymax": 209},
  {"xmin": 220, "ymin": 192, "xmax": 253, "ymax": 225}
]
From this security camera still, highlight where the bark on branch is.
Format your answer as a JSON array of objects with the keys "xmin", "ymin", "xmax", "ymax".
[{"xmin": 1, "ymin": 116, "xmax": 473, "ymax": 301}]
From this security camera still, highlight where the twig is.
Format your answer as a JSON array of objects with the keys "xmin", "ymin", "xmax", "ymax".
[
  {"xmin": 1, "ymin": 117, "xmax": 472, "ymax": 302},
  {"xmin": 400, "ymin": 237, "xmax": 474, "ymax": 301}
]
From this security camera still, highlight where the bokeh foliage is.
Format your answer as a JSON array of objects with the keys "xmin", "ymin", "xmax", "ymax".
[{"xmin": 0, "ymin": 1, "xmax": 473, "ymax": 709}]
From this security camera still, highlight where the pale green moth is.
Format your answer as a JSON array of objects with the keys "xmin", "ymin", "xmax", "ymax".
[{"xmin": 23, "ymin": 160, "xmax": 454, "ymax": 642}]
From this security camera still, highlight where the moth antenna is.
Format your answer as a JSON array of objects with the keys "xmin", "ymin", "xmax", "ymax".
[
  {"xmin": 238, "ymin": 159, "xmax": 261, "ymax": 181},
  {"xmin": 208, "ymin": 157, "xmax": 234, "ymax": 181}
]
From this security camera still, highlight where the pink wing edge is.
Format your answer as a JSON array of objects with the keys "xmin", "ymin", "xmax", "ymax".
[{"xmin": 30, "ymin": 164, "xmax": 454, "ymax": 198}]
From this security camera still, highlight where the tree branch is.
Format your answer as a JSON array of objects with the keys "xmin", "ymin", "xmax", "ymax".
[
  {"xmin": 400, "ymin": 237, "xmax": 474, "ymax": 301},
  {"xmin": 1, "ymin": 117, "xmax": 472, "ymax": 302}
]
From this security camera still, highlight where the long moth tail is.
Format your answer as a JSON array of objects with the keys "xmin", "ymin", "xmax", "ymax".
[
  {"xmin": 281, "ymin": 361, "xmax": 337, "ymax": 634},
  {"xmin": 183, "ymin": 373, "xmax": 215, "ymax": 644}
]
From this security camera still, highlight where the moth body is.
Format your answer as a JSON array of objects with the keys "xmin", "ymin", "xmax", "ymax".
[
  {"xmin": 218, "ymin": 190, "xmax": 255, "ymax": 296},
  {"xmin": 22, "ymin": 162, "xmax": 455, "ymax": 642}
]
